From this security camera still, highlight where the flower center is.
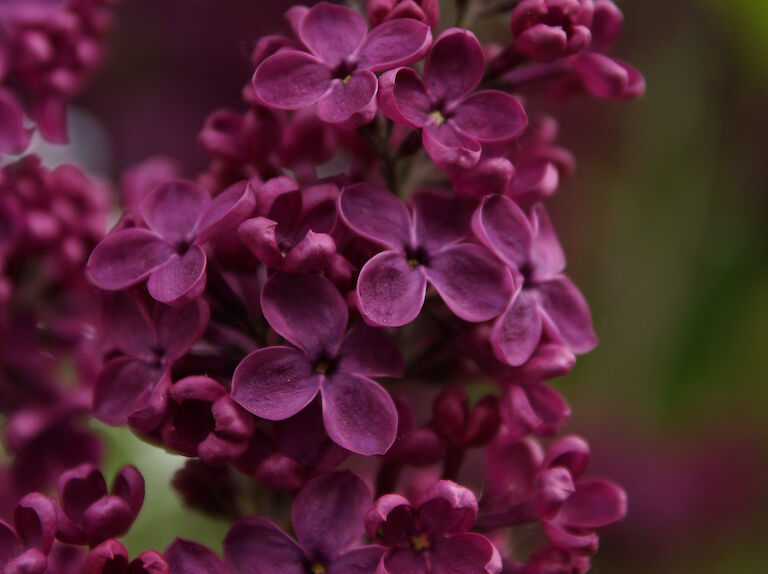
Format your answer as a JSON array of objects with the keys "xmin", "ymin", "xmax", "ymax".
[
  {"xmin": 405, "ymin": 246, "xmax": 428, "ymax": 269},
  {"xmin": 410, "ymin": 533, "xmax": 430, "ymax": 553},
  {"xmin": 429, "ymin": 110, "xmax": 446, "ymax": 126},
  {"xmin": 313, "ymin": 353, "xmax": 337, "ymax": 376},
  {"xmin": 175, "ymin": 239, "xmax": 191, "ymax": 256},
  {"xmin": 309, "ymin": 563, "xmax": 326, "ymax": 574},
  {"xmin": 332, "ymin": 60, "xmax": 356, "ymax": 83}
]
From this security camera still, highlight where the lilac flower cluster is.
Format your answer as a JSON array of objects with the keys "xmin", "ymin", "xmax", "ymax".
[{"xmin": 1, "ymin": 1, "xmax": 643, "ymax": 572}]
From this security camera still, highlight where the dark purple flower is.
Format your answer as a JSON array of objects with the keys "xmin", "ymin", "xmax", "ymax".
[
  {"xmin": 0, "ymin": 493, "xmax": 57, "ymax": 574},
  {"xmin": 54, "ymin": 464, "xmax": 144, "ymax": 547},
  {"xmin": 224, "ymin": 471, "xmax": 383, "ymax": 574},
  {"xmin": 231, "ymin": 272, "xmax": 401, "ymax": 455},
  {"xmin": 472, "ymin": 197, "xmax": 597, "ymax": 366},
  {"xmin": 163, "ymin": 539, "xmax": 226, "ymax": 574},
  {"xmin": 92, "ymin": 291, "xmax": 209, "ymax": 430},
  {"xmin": 367, "ymin": 0, "xmax": 440, "ymax": 29},
  {"xmin": 366, "ymin": 480, "xmax": 502, "ymax": 574},
  {"xmin": 84, "ymin": 539, "xmax": 169, "ymax": 574},
  {"xmin": 510, "ymin": 0, "xmax": 594, "ymax": 62},
  {"xmin": 87, "ymin": 179, "xmax": 255, "ymax": 305},
  {"xmin": 379, "ymin": 29, "xmax": 527, "ymax": 169},
  {"xmin": 339, "ymin": 183, "xmax": 514, "ymax": 327},
  {"xmin": 252, "ymin": 2, "xmax": 432, "ymax": 128},
  {"xmin": 238, "ymin": 177, "xmax": 338, "ymax": 273}
]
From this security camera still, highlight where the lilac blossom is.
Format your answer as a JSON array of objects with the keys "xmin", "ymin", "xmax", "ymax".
[
  {"xmin": 510, "ymin": 0, "xmax": 595, "ymax": 62},
  {"xmin": 379, "ymin": 29, "xmax": 527, "ymax": 169},
  {"xmin": 367, "ymin": 0, "xmax": 440, "ymax": 29},
  {"xmin": 231, "ymin": 272, "xmax": 401, "ymax": 455},
  {"xmin": 0, "ymin": 493, "xmax": 57, "ymax": 574},
  {"xmin": 84, "ymin": 539, "xmax": 169, "ymax": 574},
  {"xmin": 225, "ymin": 471, "xmax": 383, "ymax": 574},
  {"xmin": 252, "ymin": 2, "xmax": 432, "ymax": 128}
]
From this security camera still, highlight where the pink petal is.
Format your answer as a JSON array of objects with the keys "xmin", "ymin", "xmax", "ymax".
[
  {"xmin": 146, "ymin": 245, "xmax": 207, "ymax": 305},
  {"xmin": 81, "ymin": 496, "xmax": 135, "ymax": 545},
  {"xmin": 238, "ymin": 217, "xmax": 285, "ymax": 268},
  {"xmin": 338, "ymin": 183, "xmax": 412, "ymax": 250},
  {"xmin": 486, "ymin": 433, "xmax": 544, "ymax": 505},
  {"xmin": 154, "ymin": 298, "xmax": 210, "ymax": 362},
  {"xmin": 356, "ymin": 18, "xmax": 431, "ymax": 73},
  {"xmin": 412, "ymin": 191, "xmax": 471, "ymax": 252},
  {"xmin": 321, "ymin": 373, "xmax": 398, "ymax": 455},
  {"xmin": 83, "ymin": 539, "xmax": 129, "ymax": 574},
  {"xmin": 284, "ymin": 230, "xmax": 336, "ymax": 273},
  {"xmin": 542, "ymin": 523, "xmax": 598, "ymax": 556},
  {"xmin": 426, "ymin": 244, "xmax": 513, "ymax": 322},
  {"xmin": 141, "ymin": 181, "xmax": 210, "ymax": 243},
  {"xmin": 356, "ymin": 251, "xmax": 427, "ymax": 327},
  {"xmin": 534, "ymin": 467, "xmax": 576, "ymax": 519},
  {"xmin": 231, "ymin": 346, "xmax": 320, "ymax": 420},
  {"xmin": 197, "ymin": 180, "xmax": 256, "ymax": 242},
  {"xmin": 253, "ymin": 51, "xmax": 332, "ymax": 110},
  {"xmin": 298, "ymin": 2, "xmax": 367, "ymax": 66},
  {"xmin": 31, "ymin": 96, "xmax": 68, "ymax": 144},
  {"xmin": 500, "ymin": 383, "xmax": 571, "ymax": 438},
  {"xmin": 261, "ymin": 272, "xmax": 348, "ymax": 356},
  {"xmin": 425, "ymin": 29, "xmax": 485, "ymax": 103},
  {"xmin": 92, "ymin": 358, "xmax": 159, "ymax": 426},
  {"xmin": 452, "ymin": 158, "xmax": 515, "ymax": 199},
  {"xmin": 164, "ymin": 539, "xmax": 226, "ymax": 574},
  {"xmin": 429, "ymin": 533, "xmax": 502, "ymax": 574},
  {"xmin": 255, "ymin": 176, "xmax": 301, "ymax": 216},
  {"xmin": 490, "ymin": 290, "xmax": 542, "ymax": 366},
  {"xmin": 452, "ymin": 91, "xmax": 528, "ymax": 144},
  {"xmin": 224, "ymin": 517, "xmax": 306, "ymax": 574},
  {"xmin": 381, "ymin": 547, "xmax": 425, "ymax": 574},
  {"xmin": 0, "ymin": 88, "xmax": 33, "ymax": 155},
  {"xmin": 516, "ymin": 24, "xmax": 568, "ymax": 62},
  {"xmin": 572, "ymin": 53, "xmax": 646, "ymax": 101},
  {"xmin": 14, "ymin": 493, "xmax": 57, "ymax": 553},
  {"xmin": 555, "ymin": 479, "xmax": 627, "ymax": 530},
  {"xmin": 58, "ymin": 464, "xmax": 107, "ymax": 525},
  {"xmin": 99, "ymin": 292, "xmax": 155, "ymax": 360},
  {"xmin": 591, "ymin": 0, "xmax": 624, "ymax": 52},
  {"xmin": 536, "ymin": 276, "xmax": 597, "ymax": 354},
  {"xmin": 316, "ymin": 70, "xmax": 378, "ymax": 129},
  {"xmin": 86, "ymin": 229, "xmax": 173, "ymax": 291},
  {"xmin": 378, "ymin": 67, "xmax": 430, "ymax": 128},
  {"xmin": 530, "ymin": 204, "xmax": 566, "ymax": 280},
  {"xmin": 423, "ymin": 121, "xmax": 481, "ymax": 170},
  {"xmin": 111, "ymin": 466, "xmax": 145, "ymax": 516},
  {"xmin": 418, "ymin": 480, "xmax": 478, "ymax": 534},
  {"xmin": 543, "ymin": 435, "xmax": 591, "ymax": 478},
  {"xmin": 328, "ymin": 547, "xmax": 384, "ymax": 574},
  {"xmin": 472, "ymin": 194, "xmax": 533, "ymax": 268},
  {"xmin": 337, "ymin": 323, "xmax": 404, "ymax": 378}
]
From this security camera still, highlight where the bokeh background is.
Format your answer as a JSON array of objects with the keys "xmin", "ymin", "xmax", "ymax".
[{"xmin": 40, "ymin": 0, "xmax": 768, "ymax": 571}]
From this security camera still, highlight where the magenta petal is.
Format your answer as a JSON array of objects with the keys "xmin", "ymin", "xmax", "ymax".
[
  {"xmin": 452, "ymin": 158, "xmax": 515, "ymax": 199},
  {"xmin": 423, "ymin": 122, "xmax": 481, "ymax": 170},
  {"xmin": 536, "ymin": 277, "xmax": 598, "ymax": 354},
  {"xmin": 14, "ymin": 494, "xmax": 57, "ymax": 553},
  {"xmin": 356, "ymin": 251, "xmax": 427, "ymax": 328},
  {"xmin": 472, "ymin": 194, "xmax": 533, "ymax": 268},
  {"xmin": 534, "ymin": 467, "xmax": 576, "ymax": 519},
  {"xmin": 83, "ymin": 539, "xmax": 129, "ymax": 574},
  {"xmin": 544, "ymin": 435, "xmax": 590, "ymax": 478},
  {"xmin": 238, "ymin": 217, "xmax": 285, "ymax": 268},
  {"xmin": 337, "ymin": 323, "xmax": 404, "ymax": 378},
  {"xmin": 231, "ymin": 346, "xmax": 319, "ymax": 420},
  {"xmin": 0, "ymin": 88, "xmax": 33, "ymax": 155},
  {"xmin": 164, "ymin": 539, "xmax": 226, "ymax": 574},
  {"xmin": 530, "ymin": 205, "xmax": 566, "ymax": 279},
  {"xmin": 491, "ymin": 290, "xmax": 542, "ymax": 366},
  {"xmin": 321, "ymin": 373, "xmax": 398, "ymax": 455},
  {"xmin": 338, "ymin": 183, "xmax": 412, "ymax": 250},
  {"xmin": 111, "ymin": 466, "xmax": 145, "ymax": 516},
  {"xmin": 543, "ymin": 522, "xmax": 598, "ymax": 556},
  {"xmin": 92, "ymin": 358, "xmax": 159, "ymax": 426},
  {"xmin": 284, "ymin": 230, "xmax": 336, "ymax": 273},
  {"xmin": 556, "ymin": 479, "xmax": 627, "ymax": 529},
  {"xmin": 486, "ymin": 434, "xmax": 543, "ymax": 505},
  {"xmin": 573, "ymin": 53, "xmax": 646, "ymax": 101},
  {"xmin": 426, "ymin": 244, "xmax": 513, "ymax": 322},
  {"xmin": 328, "ymin": 546, "xmax": 384, "ymax": 574},
  {"xmin": 31, "ymin": 96, "xmax": 68, "ymax": 144},
  {"xmin": 147, "ymin": 245, "xmax": 207, "ymax": 305},
  {"xmin": 5, "ymin": 548, "xmax": 47, "ymax": 574},
  {"xmin": 379, "ymin": 67, "xmax": 430, "ymax": 128},
  {"xmin": 141, "ymin": 181, "xmax": 210, "ymax": 243},
  {"xmin": 381, "ymin": 547, "xmax": 425, "ymax": 574},
  {"xmin": 412, "ymin": 192, "xmax": 471, "ymax": 252},
  {"xmin": 253, "ymin": 51, "xmax": 332, "ymax": 110},
  {"xmin": 356, "ymin": 18, "xmax": 431, "ymax": 73},
  {"xmin": 316, "ymin": 71, "xmax": 378, "ymax": 129},
  {"xmin": 154, "ymin": 298, "xmax": 210, "ymax": 361},
  {"xmin": 261, "ymin": 272, "xmax": 348, "ymax": 356},
  {"xmin": 452, "ymin": 91, "xmax": 527, "ymax": 143},
  {"xmin": 81, "ymin": 496, "xmax": 134, "ymax": 545},
  {"xmin": 419, "ymin": 481, "xmax": 478, "ymax": 534},
  {"xmin": 197, "ymin": 180, "xmax": 256, "ymax": 242},
  {"xmin": 500, "ymin": 383, "xmax": 570, "ymax": 438},
  {"xmin": 425, "ymin": 29, "xmax": 485, "ymax": 102},
  {"xmin": 100, "ymin": 292, "xmax": 155, "ymax": 359},
  {"xmin": 58, "ymin": 464, "xmax": 107, "ymax": 524},
  {"xmin": 224, "ymin": 517, "xmax": 306, "ymax": 574},
  {"xmin": 298, "ymin": 2, "xmax": 367, "ymax": 66},
  {"xmin": 86, "ymin": 229, "xmax": 173, "ymax": 291},
  {"xmin": 292, "ymin": 471, "xmax": 372, "ymax": 557},
  {"xmin": 429, "ymin": 533, "xmax": 502, "ymax": 574}
]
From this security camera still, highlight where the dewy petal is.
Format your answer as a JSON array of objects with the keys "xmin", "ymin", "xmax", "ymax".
[
  {"xmin": 490, "ymin": 290, "xmax": 542, "ymax": 366},
  {"xmin": 154, "ymin": 298, "xmax": 210, "ymax": 362},
  {"xmin": 146, "ymin": 245, "xmax": 207, "ymax": 305},
  {"xmin": 92, "ymin": 358, "xmax": 160, "ymax": 426},
  {"xmin": 321, "ymin": 373, "xmax": 398, "ymax": 455},
  {"xmin": 412, "ymin": 192, "xmax": 471, "ymax": 252},
  {"xmin": 224, "ymin": 517, "xmax": 306, "ymax": 574},
  {"xmin": 253, "ymin": 51, "xmax": 332, "ymax": 110},
  {"xmin": 422, "ymin": 122, "xmax": 481, "ymax": 170},
  {"xmin": 197, "ymin": 180, "xmax": 256, "ymax": 242},
  {"xmin": 429, "ymin": 533, "xmax": 502, "ymax": 574},
  {"xmin": 86, "ymin": 229, "xmax": 174, "ymax": 291},
  {"xmin": 164, "ymin": 539, "xmax": 226, "ymax": 574},
  {"xmin": 238, "ymin": 217, "xmax": 285, "ymax": 269},
  {"xmin": 452, "ymin": 91, "xmax": 528, "ymax": 144},
  {"xmin": 356, "ymin": 251, "xmax": 427, "ymax": 328},
  {"xmin": 284, "ymin": 230, "xmax": 336, "ymax": 273},
  {"xmin": 555, "ymin": 479, "xmax": 627, "ymax": 530},
  {"xmin": 327, "ymin": 546, "xmax": 384, "ymax": 574},
  {"xmin": 356, "ymin": 18, "xmax": 431, "ymax": 73},
  {"xmin": 0, "ymin": 88, "xmax": 33, "ymax": 155},
  {"xmin": 316, "ymin": 71, "xmax": 378, "ymax": 129},
  {"xmin": 337, "ymin": 323, "xmax": 404, "ymax": 378},
  {"xmin": 140, "ymin": 181, "xmax": 210, "ymax": 243},
  {"xmin": 426, "ymin": 244, "xmax": 513, "ymax": 322},
  {"xmin": 425, "ymin": 29, "xmax": 485, "ymax": 103},
  {"xmin": 292, "ymin": 471, "xmax": 372, "ymax": 558},
  {"xmin": 379, "ymin": 67, "xmax": 431, "ymax": 128},
  {"xmin": 231, "ymin": 346, "xmax": 320, "ymax": 420},
  {"xmin": 530, "ymin": 205, "xmax": 566, "ymax": 280},
  {"xmin": 536, "ymin": 276, "xmax": 597, "ymax": 354},
  {"xmin": 261, "ymin": 272, "xmax": 348, "ymax": 356},
  {"xmin": 472, "ymin": 194, "xmax": 533, "ymax": 269},
  {"xmin": 298, "ymin": 2, "xmax": 367, "ymax": 66},
  {"xmin": 338, "ymin": 183, "xmax": 412, "ymax": 250}
]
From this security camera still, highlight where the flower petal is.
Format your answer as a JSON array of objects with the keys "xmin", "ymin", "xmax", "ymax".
[
  {"xmin": 412, "ymin": 191, "xmax": 472, "ymax": 252},
  {"xmin": 261, "ymin": 272, "xmax": 348, "ymax": 356},
  {"xmin": 337, "ymin": 323, "xmax": 404, "ymax": 378},
  {"xmin": 14, "ymin": 493, "xmax": 57, "ymax": 553},
  {"xmin": 452, "ymin": 91, "xmax": 527, "ymax": 144},
  {"xmin": 92, "ymin": 358, "xmax": 160, "ymax": 427},
  {"xmin": 356, "ymin": 18, "xmax": 431, "ymax": 73},
  {"xmin": 99, "ymin": 291, "xmax": 155, "ymax": 359},
  {"xmin": 224, "ymin": 517, "xmax": 306, "ymax": 574},
  {"xmin": 425, "ymin": 29, "xmax": 485, "ymax": 103},
  {"xmin": 58, "ymin": 464, "xmax": 107, "ymax": 526},
  {"xmin": 111, "ymin": 466, "xmax": 145, "ymax": 516},
  {"xmin": 452, "ymin": 158, "xmax": 515, "ymax": 199},
  {"xmin": 328, "ymin": 546, "xmax": 384, "ymax": 574},
  {"xmin": 292, "ymin": 471, "xmax": 372, "ymax": 557},
  {"xmin": 381, "ymin": 547, "xmax": 425, "ymax": 574},
  {"xmin": 253, "ymin": 51, "xmax": 332, "ymax": 110},
  {"xmin": 378, "ymin": 67, "xmax": 430, "ymax": 129},
  {"xmin": 86, "ymin": 229, "xmax": 173, "ymax": 291},
  {"xmin": 418, "ymin": 481, "xmax": 478, "ymax": 535},
  {"xmin": 141, "ymin": 180, "xmax": 210, "ymax": 243},
  {"xmin": 338, "ymin": 183, "xmax": 411, "ymax": 250},
  {"xmin": 356, "ymin": 251, "xmax": 427, "ymax": 328},
  {"xmin": 238, "ymin": 217, "xmax": 285, "ymax": 269},
  {"xmin": 147, "ymin": 245, "xmax": 207, "ymax": 306},
  {"xmin": 154, "ymin": 298, "xmax": 210, "ymax": 361},
  {"xmin": 164, "ymin": 539, "xmax": 226, "ymax": 574},
  {"xmin": 298, "ymin": 2, "xmax": 367, "ymax": 66},
  {"xmin": 536, "ymin": 276, "xmax": 598, "ymax": 354},
  {"xmin": 486, "ymin": 433, "xmax": 544, "ymax": 505},
  {"xmin": 500, "ymin": 383, "xmax": 571, "ymax": 438},
  {"xmin": 316, "ymin": 71, "xmax": 378, "ymax": 129},
  {"xmin": 426, "ymin": 244, "xmax": 513, "ymax": 322},
  {"xmin": 284, "ymin": 230, "xmax": 336, "ymax": 273},
  {"xmin": 572, "ymin": 53, "xmax": 646, "ymax": 101},
  {"xmin": 490, "ymin": 290, "xmax": 542, "ymax": 366},
  {"xmin": 0, "ymin": 88, "xmax": 33, "ymax": 155},
  {"xmin": 231, "ymin": 346, "xmax": 319, "ymax": 420},
  {"xmin": 322, "ymin": 373, "xmax": 398, "ymax": 455},
  {"xmin": 472, "ymin": 194, "xmax": 533, "ymax": 269},
  {"xmin": 422, "ymin": 121, "xmax": 481, "ymax": 170},
  {"xmin": 81, "ymin": 496, "xmax": 135, "ymax": 545},
  {"xmin": 530, "ymin": 204, "xmax": 566, "ymax": 279},
  {"xmin": 429, "ymin": 533, "xmax": 502, "ymax": 574},
  {"xmin": 197, "ymin": 180, "xmax": 256, "ymax": 242},
  {"xmin": 556, "ymin": 479, "xmax": 627, "ymax": 530}
]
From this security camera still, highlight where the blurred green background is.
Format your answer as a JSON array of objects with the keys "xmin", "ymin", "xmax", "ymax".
[{"xmin": 65, "ymin": 0, "xmax": 768, "ymax": 571}]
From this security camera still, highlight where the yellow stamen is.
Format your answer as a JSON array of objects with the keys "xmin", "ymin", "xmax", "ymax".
[
  {"xmin": 315, "ymin": 361, "xmax": 328, "ymax": 375},
  {"xmin": 410, "ymin": 533, "xmax": 430, "ymax": 553},
  {"xmin": 429, "ymin": 110, "xmax": 445, "ymax": 126},
  {"xmin": 343, "ymin": 75, "xmax": 352, "ymax": 85},
  {"xmin": 407, "ymin": 257, "xmax": 420, "ymax": 269},
  {"xmin": 310, "ymin": 563, "xmax": 327, "ymax": 574}
]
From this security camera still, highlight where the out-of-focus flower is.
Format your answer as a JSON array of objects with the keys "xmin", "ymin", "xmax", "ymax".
[{"xmin": 367, "ymin": 0, "xmax": 440, "ymax": 29}]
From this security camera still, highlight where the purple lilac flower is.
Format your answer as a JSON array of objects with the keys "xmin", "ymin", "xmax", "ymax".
[
  {"xmin": 0, "ymin": 493, "xmax": 57, "ymax": 574},
  {"xmin": 367, "ymin": 0, "xmax": 440, "ymax": 29},
  {"xmin": 510, "ymin": 0, "xmax": 595, "ymax": 62},
  {"xmin": 54, "ymin": 464, "xmax": 144, "ymax": 547},
  {"xmin": 87, "ymin": 179, "xmax": 255, "ymax": 305},
  {"xmin": 84, "ymin": 539, "xmax": 169, "ymax": 574},
  {"xmin": 339, "ymin": 183, "xmax": 514, "ymax": 327},
  {"xmin": 252, "ymin": 2, "xmax": 432, "ymax": 129},
  {"xmin": 431, "ymin": 385, "xmax": 500, "ymax": 450},
  {"xmin": 379, "ymin": 29, "xmax": 527, "ymax": 169},
  {"xmin": 472, "ymin": 197, "xmax": 597, "ymax": 366},
  {"xmin": 231, "ymin": 272, "xmax": 401, "ymax": 455},
  {"xmin": 225, "ymin": 471, "xmax": 383, "ymax": 574},
  {"xmin": 366, "ymin": 480, "xmax": 502, "ymax": 574}
]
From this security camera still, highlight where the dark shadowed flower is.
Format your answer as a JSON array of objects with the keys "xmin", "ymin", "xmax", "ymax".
[
  {"xmin": 224, "ymin": 471, "xmax": 383, "ymax": 574},
  {"xmin": 84, "ymin": 539, "xmax": 169, "ymax": 574},
  {"xmin": 379, "ymin": 29, "xmax": 527, "ymax": 169},
  {"xmin": 252, "ymin": 2, "xmax": 432, "ymax": 129},
  {"xmin": 339, "ymin": 183, "xmax": 514, "ymax": 327},
  {"xmin": 366, "ymin": 480, "xmax": 502, "ymax": 573},
  {"xmin": 0, "ymin": 493, "xmax": 57, "ymax": 574},
  {"xmin": 231, "ymin": 272, "xmax": 401, "ymax": 456}
]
